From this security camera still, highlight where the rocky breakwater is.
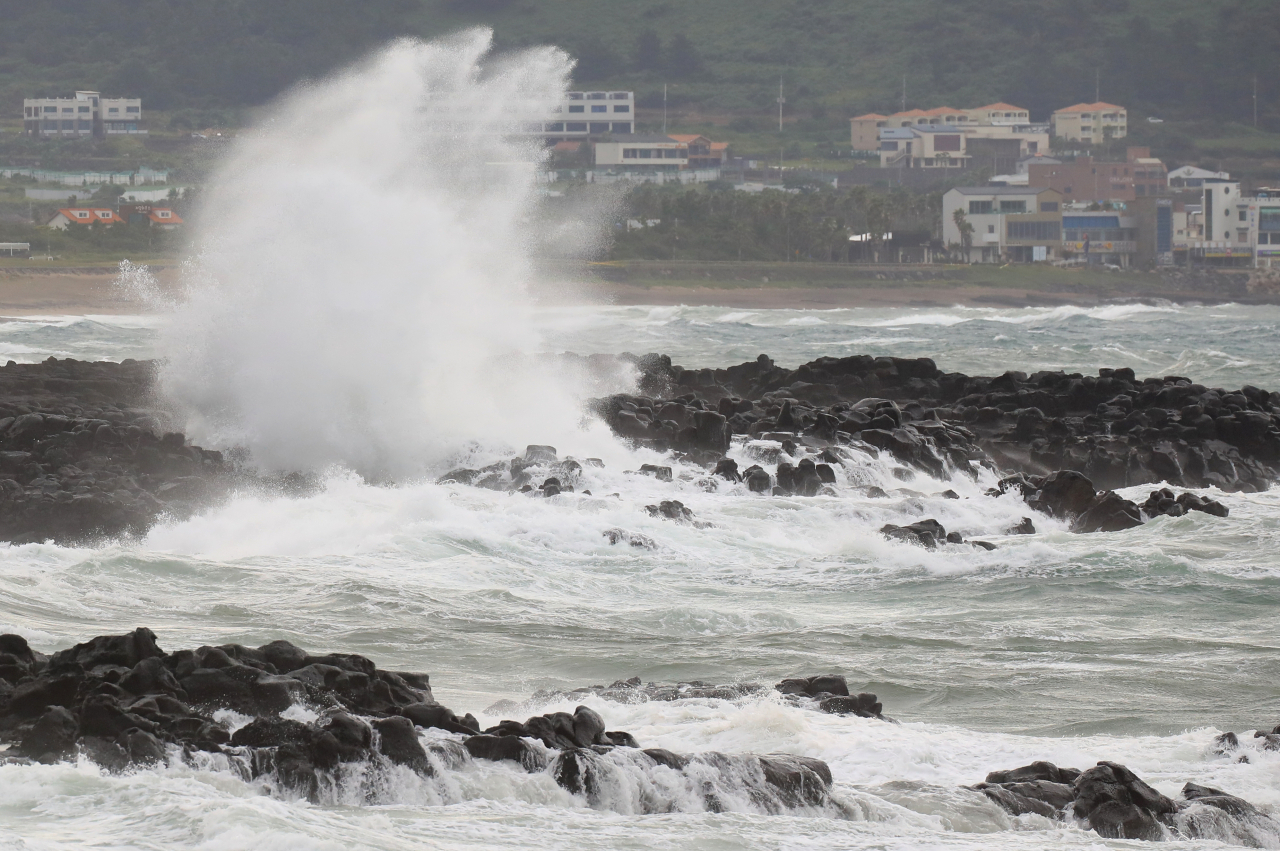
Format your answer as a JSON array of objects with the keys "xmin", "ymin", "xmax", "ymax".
[
  {"xmin": 0, "ymin": 358, "xmax": 312, "ymax": 544},
  {"xmin": 0, "ymin": 629, "xmax": 839, "ymax": 814},
  {"xmin": 975, "ymin": 760, "xmax": 1280, "ymax": 844},
  {"xmin": 586, "ymin": 352, "xmax": 1273, "ymax": 533}
]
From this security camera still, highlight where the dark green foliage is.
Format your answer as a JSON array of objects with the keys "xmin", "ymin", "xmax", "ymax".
[
  {"xmin": 607, "ymin": 184, "xmax": 941, "ymax": 262},
  {"xmin": 0, "ymin": 0, "xmax": 1275, "ymax": 129}
]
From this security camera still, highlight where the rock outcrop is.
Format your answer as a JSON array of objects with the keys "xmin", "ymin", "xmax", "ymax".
[
  {"xmin": 977, "ymin": 760, "xmax": 1280, "ymax": 843},
  {"xmin": 0, "ymin": 629, "xmax": 834, "ymax": 812}
]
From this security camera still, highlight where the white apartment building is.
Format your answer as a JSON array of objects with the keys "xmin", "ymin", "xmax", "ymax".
[
  {"xmin": 1192, "ymin": 180, "xmax": 1280, "ymax": 267},
  {"xmin": 1051, "ymin": 102, "xmax": 1127, "ymax": 143},
  {"xmin": 23, "ymin": 91, "xmax": 143, "ymax": 137},
  {"xmin": 541, "ymin": 91, "xmax": 634, "ymax": 142}
]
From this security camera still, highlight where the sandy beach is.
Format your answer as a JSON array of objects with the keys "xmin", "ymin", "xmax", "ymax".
[{"xmin": 0, "ymin": 265, "xmax": 1251, "ymax": 316}]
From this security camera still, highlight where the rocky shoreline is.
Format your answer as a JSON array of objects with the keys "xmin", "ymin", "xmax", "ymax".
[
  {"xmin": 0, "ymin": 352, "xmax": 1272, "ymax": 545},
  {"xmin": 1, "ymin": 628, "xmax": 1276, "ymax": 841}
]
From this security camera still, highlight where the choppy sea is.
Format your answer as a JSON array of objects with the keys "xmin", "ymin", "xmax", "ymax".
[{"xmin": 2, "ymin": 300, "xmax": 1279, "ymax": 850}]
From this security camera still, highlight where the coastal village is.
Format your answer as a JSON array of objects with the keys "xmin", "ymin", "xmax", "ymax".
[{"xmin": 2, "ymin": 86, "xmax": 1277, "ymax": 272}]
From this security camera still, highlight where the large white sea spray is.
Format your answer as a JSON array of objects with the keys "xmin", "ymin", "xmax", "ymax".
[{"xmin": 159, "ymin": 30, "xmax": 618, "ymax": 476}]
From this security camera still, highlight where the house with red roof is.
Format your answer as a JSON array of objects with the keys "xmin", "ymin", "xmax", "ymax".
[
  {"xmin": 119, "ymin": 203, "xmax": 184, "ymax": 229},
  {"xmin": 45, "ymin": 208, "xmax": 124, "ymax": 229}
]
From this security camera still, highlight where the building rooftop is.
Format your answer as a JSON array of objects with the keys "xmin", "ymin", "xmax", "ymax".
[
  {"xmin": 1055, "ymin": 102, "xmax": 1125, "ymax": 113},
  {"xmin": 851, "ymin": 113, "xmax": 888, "ymax": 120},
  {"xmin": 599, "ymin": 134, "xmax": 682, "ymax": 144},
  {"xmin": 975, "ymin": 102, "xmax": 1028, "ymax": 112},
  {"xmin": 949, "ymin": 186, "xmax": 1055, "ymax": 195}
]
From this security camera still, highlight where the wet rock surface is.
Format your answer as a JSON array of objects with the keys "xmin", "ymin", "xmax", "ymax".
[
  {"xmin": 0, "ymin": 629, "xmax": 836, "ymax": 811},
  {"xmin": 0, "ymin": 358, "xmax": 316, "ymax": 544},
  {"xmin": 3, "ymin": 354, "xmax": 1264, "ymax": 542},
  {"xmin": 976, "ymin": 760, "xmax": 1280, "ymax": 843}
]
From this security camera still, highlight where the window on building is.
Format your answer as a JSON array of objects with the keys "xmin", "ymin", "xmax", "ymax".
[
  {"xmin": 126, "ymin": 106, "xmax": 139, "ymax": 113},
  {"xmin": 999, "ymin": 200, "xmax": 1027, "ymax": 213},
  {"xmin": 1008, "ymin": 221, "xmax": 1062, "ymax": 240},
  {"xmin": 545, "ymin": 122, "xmax": 564, "ymax": 132},
  {"xmin": 1136, "ymin": 185, "xmax": 1146, "ymax": 196},
  {"xmin": 587, "ymin": 92, "xmax": 606, "ymax": 100},
  {"xmin": 568, "ymin": 105, "xmax": 584, "ymax": 113},
  {"xmin": 988, "ymin": 225, "xmax": 995, "ymax": 234},
  {"xmin": 62, "ymin": 107, "xmax": 73, "ymax": 113},
  {"xmin": 613, "ymin": 105, "xmax": 629, "ymax": 113},
  {"xmin": 623, "ymin": 149, "xmax": 637, "ymax": 159},
  {"xmin": 1240, "ymin": 210, "xmax": 1248, "ymax": 221},
  {"xmin": 968, "ymin": 200, "xmax": 993, "ymax": 214},
  {"xmin": 934, "ymin": 135, "xmax": 961, "ymax": 152},
  {"xmin": 44, "ymin": 106, "xmax": 56, "ymax": 113},
  {"xmin": 77, "ymin": 120, "xmax": 90, "ymax": 130},
  {"xmin": 664, "ymin": 149, "xmax": 682, "ymax": 159},
  {"xmin": 639, "ymin": 150, "xmax": 652, "ymax": 159},
  {"xmin": 609, "ymin": 92, "xmax": 629, "ymax": 100},
  {"xmin": 109, "ymin": 107, "xmax": 119, "ymax": 113},
  {"xmin": 1040, "ymin": 201, "xmax": 1059, "ymax": 212},
  {"xmin": 591, "ymin": 105, "xmax": 606, "ymax": 113},
  {"xmin": 881, "ymin": 141, "xmax": 898, "ymax": 151},
  {"xmin": 566, "ymin": 122, "xmax": 586, "ymax": 132},
  {"xmin": 589, "ymin": 122, "xmax": 609, "ymax": 133},
  {"xmin": 61, "ymin": 120, "xmax": 73, "ymax": 129},
  {"xmin": 78, "ymin": 106, "xmax": 89, "ymax": 113},
  {"xmin": 1259, "ymin": 209, "xmax": 1280, "ymax": 231}
]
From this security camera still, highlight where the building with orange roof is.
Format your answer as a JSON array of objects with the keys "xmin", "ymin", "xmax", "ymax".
[
  {"xmin": 851, "ymin": 102, "xmax": 1040, "ymax": 154},
  {"xmin": 1051, "ymin": 102, "xmax": 1127, "ymax": 143},
  {"xmin": 666, "ymin": 134, "xmax": 728, "ymax": 168},
  {"xmin": 119, "ymin": 203, "xmax": 184, "ymax": 229},
  {"xmin": 45, "ymin": 208, "xmax": 124, "ymax": 229}
]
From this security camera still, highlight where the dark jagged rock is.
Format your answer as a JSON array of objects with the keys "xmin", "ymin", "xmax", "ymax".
[
  {"xmin": 645, "ymin": 499, "xmax": 694, "ymax": 523},
  {"xmin": 0, "ymin": 358, "xmax": 327, "ymax": 544},
  {"xmin": 1141, "ymin": 488, "xmax": 1230, "ymax": 519},
  {"xmin": 593, "ymin": 353, "xmax": 1279, "ymax": 509},
  {"xmin": 978, "ymin": 760, "xmax": 1280, "ymax": 843}
]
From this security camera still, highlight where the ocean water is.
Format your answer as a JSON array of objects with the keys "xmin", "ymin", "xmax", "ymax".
[{"xmin": 1, "ymin": 302, "xmax": 1279, "ymax": 850}]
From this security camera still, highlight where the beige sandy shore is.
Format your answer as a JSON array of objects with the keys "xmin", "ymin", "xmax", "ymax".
[
  {"xmin": 0, "ymin": 270, "xmax": 183, "ymax": 316},
  {"xmin": 0, "ymin": 267, "xmax": 1244, "ymax": 316}
]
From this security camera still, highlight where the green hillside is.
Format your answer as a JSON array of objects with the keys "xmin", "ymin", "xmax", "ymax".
[{"xmin": 1, "ymin": 0, "xmax": 1278, "ymax": 165}]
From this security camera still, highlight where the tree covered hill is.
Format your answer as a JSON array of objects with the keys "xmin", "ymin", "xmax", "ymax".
[{"xmin": 1, "ymin": 0, "xmax": 1276, "ymax": 130}]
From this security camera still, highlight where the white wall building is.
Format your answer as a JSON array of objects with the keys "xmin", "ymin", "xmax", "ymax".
[
  {"xmin": 942, "ymin": 186, "xmax": 1065, "ymax": 263},
  {"xmin": 541, "ymin": 91, "xmax": 633, "ymax": 142},
  {"xmin": 23, "ymin": 91, "xmax": 143, "ymax": 137},
  {"xmin": 1192, "ymin": 180, "xmax": 1280, "ymax": 267},
  {"xmin": 593, "ymin": 134, "xmax": 688, "ymax": 170}
]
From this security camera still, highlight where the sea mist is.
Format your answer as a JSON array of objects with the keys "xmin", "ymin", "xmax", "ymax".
[{"xmin": 159, "ymin": 30, "xmax": 612, "ymax": 477}]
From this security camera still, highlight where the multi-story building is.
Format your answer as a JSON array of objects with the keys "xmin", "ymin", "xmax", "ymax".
[
  {"xmin": 23, "ymin": 91, "xmax": 143, "ymax": 137},
  {"xmin": 1026, "ymin": 147, "xmax": 1167, "ymax": 203},
  {"xmin": 1187, "ymin": 180, "xmax": 1280, "ymax": 267},
  {"xmin": 852, "ymin": 103, "xmax": 1038, "ymax": 152},
  {"xmin": 864, "ymin": 103, "xmax": 1048, "ymax": 168},
  {"xmin": 541, "ymin": 91, "xmax": 634, "ymax": 143},
  {"xmin": 942, "ymin": 186, "xmax": 1065, "ymax": 262},
  {"xmin": 1051, "ymin": 102, "xmax": 1127, "ymax": 143},
  {"xmin": 593, "ymin": 134, "xmax": 689, "ymax": 171}
]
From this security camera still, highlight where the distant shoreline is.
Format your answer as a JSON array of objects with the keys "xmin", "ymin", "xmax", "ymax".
[{"xmin": 0, "ymin": 261, "xmax": 1267, "ymax": 315}]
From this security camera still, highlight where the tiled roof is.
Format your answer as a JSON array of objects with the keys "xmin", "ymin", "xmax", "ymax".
[
  {"xmin": 54, "ymin": 208, "xmax": 123, "ymax": 224},
  {"xmin": 1055, "ymin": 102, "xmax": 1125, "ymax": 113},
  {"xmin": 975, "ymin": 102, "xmax": 1027, "ymax": 112}
]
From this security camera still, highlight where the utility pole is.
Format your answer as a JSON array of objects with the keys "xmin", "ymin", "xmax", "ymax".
[
  {"xmin": 777, "ymin": 77, "xmax": 785, "ymax": 132},
  {"xmin": 662, "ymin": 84, "xmax": 667, "ymax": 134},
  {"xmin": 1095, "ymin": 69, "xmax": 1100, "ymax": 103},
  {"xmin": 1254, "ymin": 76, "xmax": 1259, "ymax": 128}
]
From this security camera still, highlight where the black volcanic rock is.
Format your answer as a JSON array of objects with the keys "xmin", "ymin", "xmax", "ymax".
[
  {"xmin": 977, "ymin": 760, "xmax": 1280, "ymax": 843},
  {"xmin": 0, "ymin": 629, "xmax": 834, "ymax": 814}
]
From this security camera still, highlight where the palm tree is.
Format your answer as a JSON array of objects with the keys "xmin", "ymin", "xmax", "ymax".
[{"xmin": 952, "ymin": 208, "xmax": 974, "ymax": 260}]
